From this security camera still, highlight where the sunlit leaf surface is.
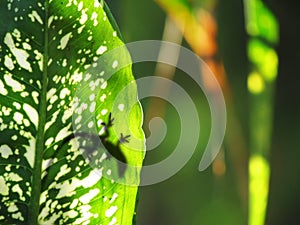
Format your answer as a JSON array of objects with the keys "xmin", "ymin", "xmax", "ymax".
[{"xmin": 0, "ymin": 1, "xmax": 144, "ymax": 224}]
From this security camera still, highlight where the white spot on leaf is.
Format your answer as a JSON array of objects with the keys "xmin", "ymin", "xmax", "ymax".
[
  {"xmin": 108, "ymin": 217, "xmax": 117, "ymax": 225},
  {"xmin": 109, "ymin": 193, "xmax": 118, "ymax": 203},
  {"xmin": 11, "ymin": 135, "xmax": 18, "ymax": 141},
  {"xmin": 45, "ymin": 110, "xmax": 60, "ymax": 131},
  {"xmin": 62, "ymin": 107, "xmax": 73, "ymax": 123},
  {"xmin": 8, "ymin": 173, "xmax": 22, "ymax": 182},
  {"xmin": 60, "ymin": 87, "xmax": 71, "ymax": 99},
  {"xmin": 21, "ymin": 91, "xmax": 29, "ymax": 98},
  {"xmin": 55, "ymin": 124, "xmax": 72, "ymax": 142},
  {"xmin": 0, "ymin": 80, "xmax": 8, "ymax": 95},
  {"xmin": 55, "ymin": 169, "xmax": 102, "ymax": 199},
  {"xmin": 47, "ymin": 88, "xmax": 57, "ymax": 100},
  {"xmin": 4, "ymin": 33, "xmax": 32, "ymax": 72},
  {"xmin": 79, "ymin": 189, "xmax": 100, "ymax": 204},
  {"xmin": 90, "ymin": 102, "xmax": 96, "ymax": 112},
  {"xmin": 0, "ymin": 177, "xmax": 9, "ymax": 195},
  {"xmin": 63, "ymin": 210, "xmax": 78, "ymax": 219},
  {"xmin": 23, "ymin": 103, "xmax": 38, "ymax": 129},
  {"xmin": 91, "ymin": 12, "xmax": 98, "ymax": 26},
  {"xmin": 4, "ymin": 74, "xmax": 25, "ymax": 92},
  {"xmin": 101, "ymin": 81, "xmax": 107, "ymax": 90},
  {"xmin": 112, "ymin": 60, "xmax": 118, "ymax": 69},
  {"xmin": 4, "ymin": 55, "xmax": 14, "ymax": 70},
  {"xmin": 79, "ymin": 10, "xmax": 88, "ymax": 24},
  {"xmin": 22, "ymin": 42, "xmax": 31, "ymax": 50},
  {"xmin": 0, "ymin": 145, "xmax": 13, "ymax": 159},
  {"xmin": 77, "ymin": 25, "xmax": 85, "ymax": 34},
  {"xmin": 105, "ymin": 206, "xmax": 118, "ymax": 217},
  {"xmin": 118, "ymin": 104, "xmax": 125, "ymax": 111},
  {"xmin": 13, "ymin": 112, "xmax": 23, "ymax": 124},
  {"xmin": 11, "ymin": 212, "xmax": 24, "ymax": 221},
  {"xmin": 48, "ymin": 15, "xmax": 54, "ymax": 28},
  {"xmin": 23, "ymin": 137, "xmax": 36, "ymax": 168},
  {"xmin": 71, "ymin": 69, "xmax": 83, "ymax": 83},
  {"xmin": 55, "ymin": 165, "xmax": 71, "ymax": 181},
  {"xmin": 32, "ymin": 91, "xmax": 39, "ymax": 104},
  {"xmin": 12, "ymin": 184, "xmax": 25, "ymax": 201},
  {"xmin": 45, "ymin": 137, "xmax": 54, "ymax": 147},
  {"xmin": 96, "ymin": 45, "xmax": 107, "ymax": 55},
  {"xmin": 28, "ymin": 10, "xmax": 43, "ymax": 24},
  {"xmin": 59, "ymin": 32, "xmax": 72, "ymax": 50},
  {"xmin": 89, "ymin": 94, "xmax": 95, "ymax": 101},
  {"xmin": 88, "ymin": 121, "xmax": 94, "ymax": 128},
  {"xmin": 70, "ymin": 199, "xmax": 79, "ymax": 209},
  {"xmin": 34, "ymin": 50, "xmax": 43, "ymax": 72},
  {"xmin": 94, "ymin": 0, "xmax": 101, "ymax": 7},
  {"xmin": 78, "ymin": 1, "xmax": 84, "ymax": 11},
  {"xmin": 101, "ymin": 109, "xmax": 108, "ymax": 115},
  {"xmin": 8, "ymin": 202, "xmax": 18, "ymax": 213}
]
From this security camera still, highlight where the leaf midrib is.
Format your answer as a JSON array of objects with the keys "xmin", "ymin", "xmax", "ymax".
[{"xmin": 27, "ymin": 1, "xmax": 49, "ymax": 224}]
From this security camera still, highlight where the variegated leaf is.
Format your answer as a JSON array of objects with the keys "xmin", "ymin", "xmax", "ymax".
[{"xmin": 0, "ymin": 1, "xmax": 145, "ymax": 224}]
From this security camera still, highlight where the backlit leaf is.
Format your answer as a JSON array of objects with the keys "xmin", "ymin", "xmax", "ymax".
[{"xmin": 0, "ymin": 1, "xmax": 145, "ymax": 224}]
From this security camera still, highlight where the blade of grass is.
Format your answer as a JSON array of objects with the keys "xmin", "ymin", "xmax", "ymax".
[{"xmin": 244, "ymin": 0, "xmax": 279, "ymax": 224}]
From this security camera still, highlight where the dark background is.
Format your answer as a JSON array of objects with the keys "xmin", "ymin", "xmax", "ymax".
[{"xmin": 107, "ymin": 1, "xmax": 300, "ymax": 224}]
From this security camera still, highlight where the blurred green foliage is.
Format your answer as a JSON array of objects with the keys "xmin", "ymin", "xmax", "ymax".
[{"xmin": 107, "ymin": 0, "xmax": 300, "ymax": 225}]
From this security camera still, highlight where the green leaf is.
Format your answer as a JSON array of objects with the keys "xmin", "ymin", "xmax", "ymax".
[{"xmin": 0, "ymin": 1, "xmax": 145, "ymax": 225}]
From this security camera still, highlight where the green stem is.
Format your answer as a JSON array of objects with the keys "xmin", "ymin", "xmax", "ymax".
[
  {"xmin": 244, "ymin": 0, "xmax": 279, "ymax": 224},
  {"xmin": 28, "ymin": 1, "xmax": 49, "ymax": 224}
]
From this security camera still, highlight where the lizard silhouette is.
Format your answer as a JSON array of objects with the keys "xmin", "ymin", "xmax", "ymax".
[
  {"xmin": 99, "ymin": 112, "xmax": 129, "ymax": 176},
  {"xmin": 61, "ymin": 112, "xmax": 130, "ymax": 177}
]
